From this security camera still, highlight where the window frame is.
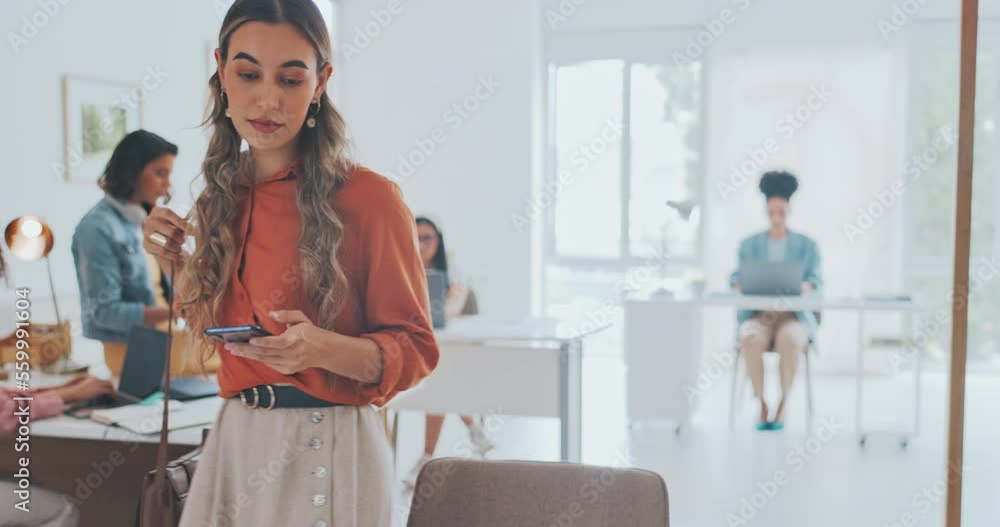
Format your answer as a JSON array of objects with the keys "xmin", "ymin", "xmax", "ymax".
[{"xmin": 543, "ymin": 54, "xmax": 709, "ymax": 273}]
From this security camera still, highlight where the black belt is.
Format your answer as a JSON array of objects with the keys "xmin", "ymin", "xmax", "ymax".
[{"xmin": 233, "ymin": 384, "xmax": 346, "ymax": 410}]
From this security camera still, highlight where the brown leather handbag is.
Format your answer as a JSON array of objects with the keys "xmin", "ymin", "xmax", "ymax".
[{"xmin": 136, "ymin": 262, "xmax": 206, "ymax": 526}]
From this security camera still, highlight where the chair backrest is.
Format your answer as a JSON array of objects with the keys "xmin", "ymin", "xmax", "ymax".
[
  {"xmin": 406, "ymin": 458, "xmax": 670, "ymax": 527},
  {"xmin": 460, "ymin": 288, "xmax": 479, "ymax": 316}
]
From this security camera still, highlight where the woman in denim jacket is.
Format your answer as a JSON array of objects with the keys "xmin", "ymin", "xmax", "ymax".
[{"xmin": 71, "ymin": 130, "xmax": 177, "ymax": 375}]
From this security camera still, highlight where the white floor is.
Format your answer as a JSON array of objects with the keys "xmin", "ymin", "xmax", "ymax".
[{"xmin": 392, "ymin": 354, "xmax": 1000, "ymax": 526}]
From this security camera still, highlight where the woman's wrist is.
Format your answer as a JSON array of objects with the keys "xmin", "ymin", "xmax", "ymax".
[
  {"xmin": 304, "ymin": 325, "xmax": 381, "ymax": 383},
  {"xmin": 305, "ymin": 325, "xmax": 340, "ymax": 371}
]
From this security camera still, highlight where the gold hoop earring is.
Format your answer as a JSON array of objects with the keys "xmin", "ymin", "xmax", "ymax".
[
  {"xmin": 306, "ymin": 99, "xmax": 321, "ymax": 128},
  {"xmin": 222, "ymin": 91, "xmax": 231, "ymax": 118}
]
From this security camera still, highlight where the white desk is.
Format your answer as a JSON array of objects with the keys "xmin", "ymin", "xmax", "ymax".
[
  {"xmin": 15, "ymin": 315, "xmax": 609, "ymax": 459},
  {"xmin": 625, "ymin": 292, "xmax": 928, "ymax": 444},
  {"xmin": 31, "ymin": 398, "xmax": 222, "ymax": 446},
  {"xmin": 0, "ymin": 368, "xmax": 219, "ymax": 446},
  {"xmin": 390, "ymin": 315, "xmax": 610, "ymax": 463}
]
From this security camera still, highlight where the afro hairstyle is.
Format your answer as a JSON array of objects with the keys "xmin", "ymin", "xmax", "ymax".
[{"xmin": 758, "ymin": 171, "xmax": 798, "ymax": 200}]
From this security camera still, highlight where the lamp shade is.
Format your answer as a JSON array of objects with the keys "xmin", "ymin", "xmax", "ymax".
[
  {"xmin": 4, "ymin": 216, "xmax": 54, "ymax": 261},
  {"xmin": 665, "ymin": 200, "xmax": 696, "ymax": 221}
]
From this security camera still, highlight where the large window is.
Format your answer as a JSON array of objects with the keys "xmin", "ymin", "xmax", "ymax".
[
  {"xmin": 545, "ymin": 58, "xmax": 704, "ymax": 311},
  {"xmin": 548, "ymin": 59, "xmax": 703, "ymax": 266},
  {"xmin": 906, "ymin": 23, "xmax": 1000, "ymax": 365}
]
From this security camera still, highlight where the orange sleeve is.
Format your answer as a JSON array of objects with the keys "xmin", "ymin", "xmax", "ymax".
[{"xmin": 354, "ymin": 181, "xmax": 439, "ymax": 406}]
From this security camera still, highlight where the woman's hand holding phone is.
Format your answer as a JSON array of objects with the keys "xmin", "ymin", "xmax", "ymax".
[{"xmin": 223, "ymin": 310, "xmax": 327, "ymax": 375}]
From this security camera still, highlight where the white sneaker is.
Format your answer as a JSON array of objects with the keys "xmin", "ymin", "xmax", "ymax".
[
  {"xmin": 402, "ymin": 453, "xmax": 433, "ymax": 491},
  {"xmin": 468, "ymin": 422, "xmax": 496, "ymax": 458}
]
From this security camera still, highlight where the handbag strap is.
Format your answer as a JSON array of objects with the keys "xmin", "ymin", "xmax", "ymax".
[{"xmin": 152, "ymin": 261, "xmax": 175, "ymax": 500}]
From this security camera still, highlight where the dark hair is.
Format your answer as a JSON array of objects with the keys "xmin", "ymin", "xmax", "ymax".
[
  {"xmin": 759, "ymin": 170, "xmax": 798, "ymax": 200},
  {"xmin": 0, "ymin": 248, "xmax": 7, "ymax": 286},
  {"xmin": 98, "ymin": 129, "xmax": 178, "ymax": 206},
  {"xmin": 416, "ymin": 216, "xmax": 449, "ymax": 283}
]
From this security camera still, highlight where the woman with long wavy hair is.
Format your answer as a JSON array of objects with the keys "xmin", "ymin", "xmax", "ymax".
[{"xmin": 142, "ymin": 1, "xmax": 439, "ymax": 524}]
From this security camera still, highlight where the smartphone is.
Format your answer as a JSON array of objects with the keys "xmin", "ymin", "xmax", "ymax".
[{"xmin": 204, "ymin": 325, "xmax": 273, "ymax": 343}]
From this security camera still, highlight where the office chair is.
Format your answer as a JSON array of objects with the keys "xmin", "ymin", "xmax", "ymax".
[
  {"xmin": 728, "ymin": 313, "xmax": 820, "ymax": 430},
  {"xmin": 406, "ymin": 458, "xmax": 670, "ymax": 527}
]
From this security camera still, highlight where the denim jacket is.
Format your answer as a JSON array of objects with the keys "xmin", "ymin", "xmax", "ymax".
[
  {"xmin": 728, "ymin": 230, "xmax": 823, "ymax": 339},
  {"xmin": 71, "ymin": 196, "xmax": 157, "ymax": 343}
]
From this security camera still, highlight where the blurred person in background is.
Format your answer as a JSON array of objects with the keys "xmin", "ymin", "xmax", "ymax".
[
  {"xmin": 729, "ymin": 171, "xmax": 822, "ymax": 430},
  {"xmin": 403, "ymin": 216, "xmax": 493, "ymax": 491},
  {"xmin": 71, "ymin": 130, "xmax": 215, "ymax": 376}
]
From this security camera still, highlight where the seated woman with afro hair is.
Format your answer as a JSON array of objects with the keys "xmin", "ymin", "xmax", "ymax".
[{"xmin": 729, "ymin": 170, "xmax": 822, "ymax": 430}]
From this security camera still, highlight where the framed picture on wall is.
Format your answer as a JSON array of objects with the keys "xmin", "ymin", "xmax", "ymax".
[{"xmin": 59, "ymin": 76, "xmax": 143, "ymax": 183}]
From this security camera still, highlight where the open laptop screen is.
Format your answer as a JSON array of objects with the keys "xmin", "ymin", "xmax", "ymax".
[{"xmin": 119, "ymin": 326, "xmax": 168, "ymax": 400}]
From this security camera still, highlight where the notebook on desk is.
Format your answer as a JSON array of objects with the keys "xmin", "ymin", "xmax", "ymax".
[{"xmin": 90, "ymin": 399, "xmax": 217, "ymax": 434}]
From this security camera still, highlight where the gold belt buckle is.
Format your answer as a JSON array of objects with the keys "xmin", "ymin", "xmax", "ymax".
[
  {"xmin": 262, "ymin": 384, "xmax": 277, "ymax": 410},
  {"xmin": 240, "ymin": 385, "xmax": 277, "ymax": 410},
  {"xmin": 240, "ymin": 386, "xmax": 260, "ymax": 409}
]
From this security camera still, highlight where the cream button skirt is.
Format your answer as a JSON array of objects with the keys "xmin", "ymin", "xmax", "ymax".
[{"xmin": 179, "ymin": 398, "xmax": 393, "ymax": 527}]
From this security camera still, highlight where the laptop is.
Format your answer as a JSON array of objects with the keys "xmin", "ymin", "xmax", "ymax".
[
  {"xmin": 740, "ymin": 261, "xmax": 806, "ymax": 296},
  {"xmin": 426, "ymin": 270, "xmax": 448, "ymax": 329},
  {"xmin": 65, "ymin": 327, "xmax": 218, "ymax": 417},
  {"xmin": 125, "ymin": 327, "xmax": 220, "ymax": 401}
]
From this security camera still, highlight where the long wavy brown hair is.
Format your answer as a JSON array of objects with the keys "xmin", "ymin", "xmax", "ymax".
[{"xmin": 180, "ymin": 0, "xmax": 353, "ymax": 360}]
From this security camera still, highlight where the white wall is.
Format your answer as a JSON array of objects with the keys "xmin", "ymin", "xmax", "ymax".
[
  {"xmin": 2, "ymin": 0, "xmax": 221, "ymax": 331},
  {"xmin": 333, "ymin": 0, "xmax": 544, "ymax": 318}
]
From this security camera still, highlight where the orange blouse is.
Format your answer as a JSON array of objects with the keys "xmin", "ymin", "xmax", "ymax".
[{"xmin": 215, "ymin": 164, "xmax": 439, "ymax": 407}]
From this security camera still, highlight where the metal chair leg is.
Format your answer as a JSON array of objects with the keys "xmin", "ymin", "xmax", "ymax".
[
  {"xmin": 391, "ymin": 410, "xmax": 400, "ymax": 470},
  {"xmin": 729, "ymin": 344, "xmax": 742, "ymax": 430},
  {"xmin": 805, "ymin": 347, "xmax": 815, "ymax": 426}
]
